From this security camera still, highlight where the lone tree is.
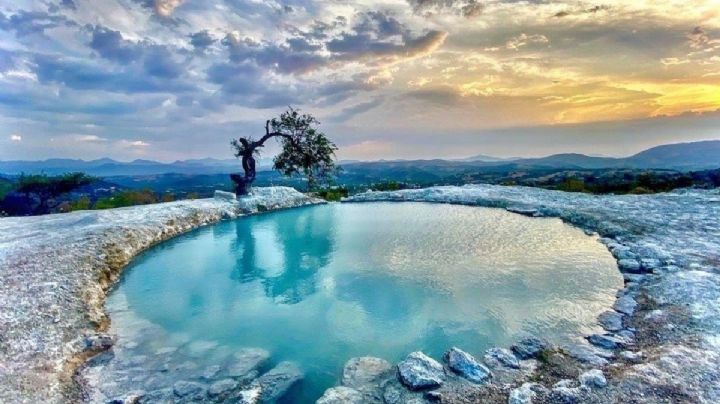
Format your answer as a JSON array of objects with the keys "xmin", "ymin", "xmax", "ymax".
[{"xmin": 230, "ymin": 107, "xmax": 338, "ymax": 195}]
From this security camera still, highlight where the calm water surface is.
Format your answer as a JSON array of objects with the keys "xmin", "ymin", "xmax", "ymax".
[{"xmin": 108, "ymin": 202, "xmax": 621, "ymax": 401}]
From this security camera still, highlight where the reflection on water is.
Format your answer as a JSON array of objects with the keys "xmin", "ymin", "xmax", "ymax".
[
  {"xmin": 230, "ymin": 204, "xmax": 336, "ymax": 304},
  {"xmin": 109, "ymin": 202, "xmax": 622, "ymax": 402}
]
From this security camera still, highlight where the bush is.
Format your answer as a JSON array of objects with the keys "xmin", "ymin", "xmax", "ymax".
[
  {"xmin": 94, "ymin": 189, "xmax": 158, "ymax": 209},
  {"xmin": 315, "ymin": 187, "xmax": 349, "ymax": 201}
]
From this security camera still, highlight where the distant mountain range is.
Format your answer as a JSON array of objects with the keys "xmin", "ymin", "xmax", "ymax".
[{"xmin": 1, "ymin": 140, "xmax": 719, "ymax": 176}]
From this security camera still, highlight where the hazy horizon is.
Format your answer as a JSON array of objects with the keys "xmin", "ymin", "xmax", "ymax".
[{"xmin": 2, "ymin": 1, "xmax": 719, "ymax": 162}]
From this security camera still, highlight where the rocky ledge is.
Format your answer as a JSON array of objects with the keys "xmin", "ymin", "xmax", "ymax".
[
  {"xmin": 0, "ymin": 187, "xmax": 322, "ymax": 404},
  {"xmin": 344, "ymin": 185, "xmax": 720, "ymax": 403}
]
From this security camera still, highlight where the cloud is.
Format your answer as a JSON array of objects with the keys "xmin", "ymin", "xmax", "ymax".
[
  {"xmin": 74, "ymin": 134, "xmax": 108, "ymax": 142},
  {"xmin": 10, "ymin": 134, "xmax": 22, "ymax": 142},
  {"xmin": 554, "ymin": 5, "xmax": 610, "ymax": 18},
  {"xmin": 89, "ymin": 25, "xmax": 143, "ymax": 64},
  {"xmin": 0, "ymin": 10, "xmax": 76, "ymax": 37},
  {"xmin": 189, "ymin": 30, "xmax": 215, "ymax": 52},
  {"xmin": 506, "ymin": 33, "xmax": 549, "ymax": 51},
  {"xmin": 407, "ymin": 0, "xmax": 485, "ymax": 18},
  {"xmin": 133, "ymin": 0, "xmax": 183, "ymax": 18}
]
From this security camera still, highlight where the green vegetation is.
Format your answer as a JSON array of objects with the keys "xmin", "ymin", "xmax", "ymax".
[
  {"xmin": 94, "ymin": 190, "xmax": 160, "ymax": 209},
  {"xmin": 314, "ymin": 187, "xmax": 349, "ymax": 201}
]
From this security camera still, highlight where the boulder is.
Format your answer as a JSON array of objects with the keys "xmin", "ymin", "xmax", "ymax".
[
  {"xmin": 613, "ymin": 295, "xmax": 638, "ymax": 315},
  {"xmin": 563, "ymin": 343, "xmax": 612, "ymax": 367},
  {"xmin": 138, "ymin": 388, "xmax": 174, "ymax": 404},
  {"xmin": 598, "ymin": 310, "xmax": 624, "ymax": 331},
  {"xmin": 587, "ymin": 334, "xmax": 626, "ymax": 350},
  {"xmin": 484, "ymin": 347, "xmax": 520, "ymax": 369},
  {"xmin": 84, "ymin": 333, "xmax": 116, "ymax": 351},
  {"xmin": 253, "ymin": 361, "xmax": 303, "ymax": 401},
  {"xmin": 397, "ymin": 351, "xmax": 446, "ymax": 390},
  {"xmin": 549, "ymin": 385, "xmax": 589, "ymax": 404},
  {"xmin": 617, "ymin": 258, "xmax": 642, "ymax": 272},
  {"xmin": 226, "ymin": 348, "xmax": 270, "ymax": 377},
  {"xmin": 511, "ymin": 337, "xmax": 549, "ymax": 359},
  {"xmin": 342, "ymin": 356, "xmax": 392, "ymax": 388},
  {"xmin": 579, "ymin": 369, "xmax": 607, "ymax": 388},
  {"xmin": 444, "ymin": 347, "xmax": 492, "ymax": 383},
  {"xmin": 317, "ymin": 386, "xmax": 364, "ymax": 404}
]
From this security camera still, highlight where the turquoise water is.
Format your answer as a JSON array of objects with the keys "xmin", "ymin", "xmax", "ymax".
[{"xmin": 108, "ymin": 202, "xmax": 621, "ymax": 401}]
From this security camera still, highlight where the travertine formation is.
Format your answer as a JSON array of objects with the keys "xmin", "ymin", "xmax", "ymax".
[
  {"xmin": 1, "ymin": 184, "xmax": 719, "ymax": 403},
  {"xmin": 0, "ymin": 187, "xmax": 322, "ymax": 403},
  {"xmin": 345, "ymin": 185, "xmax": 720, "ymax": 403}
]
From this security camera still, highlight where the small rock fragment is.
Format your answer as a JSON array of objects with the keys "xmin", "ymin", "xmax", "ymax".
[
  {"xmin": 579, "ymin": 369, "xmax": 607, "ymax": 388},
  {"xmin": 613, "ymin": 295, "xmax": 638, "ymax": 315},
  {"xmin": 253, "ymin": 361, "xmax": 303, "ymax": 401},
  {"xmin": 598, "ymin": 310, "xmax": 624, "ymax": 331}
]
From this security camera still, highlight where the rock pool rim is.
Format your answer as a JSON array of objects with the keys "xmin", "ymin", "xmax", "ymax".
[
  {"xmin": 0, "ymin": 185, "xmax": 665, "ymax": 403},
  {"xmin": 88, "ymin": 194, "xmax": 627, "ymax": 401}
]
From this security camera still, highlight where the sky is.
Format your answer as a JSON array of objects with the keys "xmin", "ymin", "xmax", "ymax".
[{"xmin": 1, "ymin": 0, "xmax": 719, "ymax": 162}]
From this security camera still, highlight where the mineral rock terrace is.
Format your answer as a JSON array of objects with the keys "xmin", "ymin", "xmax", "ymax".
[{"xmin": 1, "ymin": 185, "xmax": 719, "ymax": 403}]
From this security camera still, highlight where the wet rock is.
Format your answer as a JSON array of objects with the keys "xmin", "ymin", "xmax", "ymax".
[
  {"xmin": 587, "ymin": 334, "xmax": 626, "ymax": 350},
  {"xmin": 424, "ymin": 390, "xmax": 442, "ymax": 402},
  {"xmin": 484, "ymin": 347, "xmax": 520, "ymax": 369},
  {"xmin": 208, "ymin": 378, "xmax": 238, "ymax": 398},
  {"xmin": 640, "ymin": 258, "xmax": 661, "ymax": 270},
  {"xmin": 253, "ymin": 361, "xmax": 303, "ymax": 401},
  {"xmin": 511, "ymin": 337, "xmax": 549, "ymax": 360},
  {"xmin": 506, "ymin": 206, "xmax": 538, "ymax": 216},
  {"xmin": 398, "ymin": 351, "xmax": 446, "ymax": 390},
  {"xmin": 613, "ymin": 295, "xmax": 638, "ymax": 315},
  {"xmin": 444, "ymin": 347, "xmax": 492, "ymax": 383},
  {"xmin": 226, "ymin": 348, "xmax": 270, "ymax": 378},
  {"xmin": 317, "ymin": 386, "xmax": 364, "ymax": 404},
  {"xmin": 342, "ymin": 356, "xmax": 392, "ymax": 388},
  {"xmin": 172, "ymin": 380, "xmax": 206, "ymax": 400},
  {"xmin": 617, "ymin": 259, "xmax": 642, "ymax": 273},
  {"xmin": 579, "ymin": 369, "xmax": 607, "ymax": 388},
  {"xmin": 563, "ymin": 343, "xmax": 612, "ymax": 367},
  {"xmin": 616, "ymin": 329, "xmax": 635, "ymax": 342},
  {"xmin": 84, "ymin": 333, "xmax": 116, "ymax": 351},
  {"xmin": 598, "ymin": 310, "xmax": 624, "ymax": 331}
]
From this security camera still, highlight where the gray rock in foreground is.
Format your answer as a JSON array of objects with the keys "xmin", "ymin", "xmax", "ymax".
[
  {"xmin": 511, "ymin": 337, "xmax": 549, "ymax": 360},
  {"xmin": 484, "ymin": 347, "xmax": 520, "ymax": 369},
  {"xmin": 397, "ymin": 352, "xmax": 445, "ymax": 390},
  {"xmin": 444, "ymin": 347, "xmax": 492, "ymax": 383}
]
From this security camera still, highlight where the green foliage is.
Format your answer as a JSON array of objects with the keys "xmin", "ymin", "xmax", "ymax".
[
  {"xmin": 16, "ymin": 172, "xmax": 95, "ymax": 198},
  {"xmin": 315, "ymin": 187, "xmax": 349, "ymax": 201},
  {"xmin": 556, "ymin": 178, "xmax": 587, "ymax": 193},
  {"xmin": 270, "ymin": 108, "xmax": 339, "ymax": 190},
  {"xmin": 370, "ymin": 181, "xmax": 406, "ymax": 191},
  {"xmin": 94, "ymin": 189, "xmax": 158, "ymax": 209},
  {"xmin": 69, "ymin": 196, "xmax": 92, "ymax": 211}
]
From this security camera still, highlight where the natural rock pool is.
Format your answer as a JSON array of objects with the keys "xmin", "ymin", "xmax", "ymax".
[{"xmin": 102, "ymin": 202, "xmax": 621, "ymax": 402}]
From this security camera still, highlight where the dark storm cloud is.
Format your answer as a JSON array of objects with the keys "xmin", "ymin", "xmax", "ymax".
[
  {"xmin": 89, "ymin": 25, "xmax": 144, "ymax": 64},
  {"xmin": 554, "ymin": 4, "xmax": 610, "ymax": 18},
  {"xmin": 189, "ymin": 30, "xmax": 215, "ymax": 52}
]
